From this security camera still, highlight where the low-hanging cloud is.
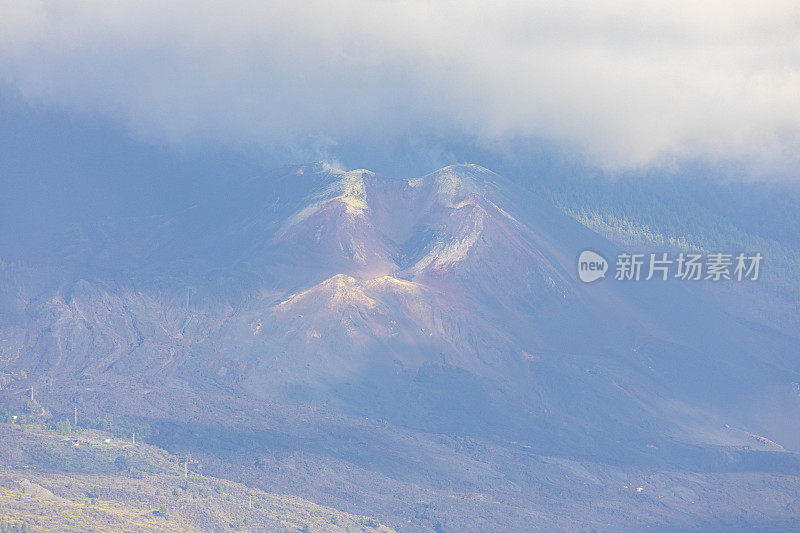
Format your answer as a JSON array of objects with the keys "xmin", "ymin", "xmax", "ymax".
[{"xmin": 1, "ymin": 1, "xmax": 799, "ymax": 176}]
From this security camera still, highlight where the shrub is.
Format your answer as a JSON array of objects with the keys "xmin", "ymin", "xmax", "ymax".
[
  {"xmin": 0, "ymin": 521, "xmax": 31, "ymax": 533},
  {"xmin": 85, "ymin": 415, "xmax": 152, "ymax": 440},
  {"xmin": 50, "ymin": 417, "xmax": 78, "ymax": 434},
  {"xmin": 230, "ymin": 518, "xmax": 247, "ymax": 531},
  {"xmin": 114, "ymin": 455, "xmax": 130, "ymax": 471},
  {"xmin": 361, "ymin": 517, "xmax": 380, "ymax": 528}
]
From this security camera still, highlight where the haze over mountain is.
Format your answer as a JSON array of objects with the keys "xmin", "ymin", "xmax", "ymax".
[
  {"xmin": 2, "ymin": 161, "xmax": 800, "ymax": 530},
  {"xmin": 2, "ymin": 2, "xmax": 800, "ymax": 529},
  {"xmin": 3, "ymin": 2, "xmax": 800, "ymax": 178}
]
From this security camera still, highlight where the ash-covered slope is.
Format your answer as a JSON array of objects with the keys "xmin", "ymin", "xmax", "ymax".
[
  {"xmin": 4, "ymin": 162, "xmax": 800, "ymax": 530},
  {"xmin": 2, "ymin": 162, "xmax": 800, "ymax": 462}
]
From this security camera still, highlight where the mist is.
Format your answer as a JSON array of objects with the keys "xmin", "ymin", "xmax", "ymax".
[{"xmin": 1, "ymin": 1, "xmax": 798, "ymax": 178}]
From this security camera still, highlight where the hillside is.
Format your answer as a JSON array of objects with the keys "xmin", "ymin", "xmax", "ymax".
[
  {"xmin": 1, "ymin": 163, "xmax": 799, "ymax": 530},
  {"xmin": 0, "ymin": 421, "xmax": 392, "ymax": 532}
]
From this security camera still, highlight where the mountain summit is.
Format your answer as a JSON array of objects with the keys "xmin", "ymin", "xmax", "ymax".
[{"xmin": 2, "ymin": 163, "xmax": 800, "ymax": 530}]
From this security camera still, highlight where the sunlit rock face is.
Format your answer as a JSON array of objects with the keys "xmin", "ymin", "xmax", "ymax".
[
  {"xmin": 199, "ymin": 163, "xmax": 599, "ymax": 432},
  {"xmin": 3, "ymin": 162, "xmax": 800, "ymax": 454}
]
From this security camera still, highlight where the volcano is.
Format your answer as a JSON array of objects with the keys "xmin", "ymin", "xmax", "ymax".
[{"xmin": 2, "ymin": 163, "xmax": 800, "ymax": 530}]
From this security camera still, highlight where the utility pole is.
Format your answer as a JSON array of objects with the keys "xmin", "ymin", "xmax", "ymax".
[
  {"xmin": 30, "ymin": 387, "xmax": 34, "ymax": 402},
  {"xmin": 132, "ymin": 432, "xmax": 135, "ymax": 446},
  {"xmin": 249, "ymin": 493, "xmax": 252, "ymax": 510},
  {"xmin": 184, "ymin": 458, "xmax": 188, "ymax": 478},
  {"xmin": 74, "ymin": 406, "xmax": 77, "ymax": 426}
]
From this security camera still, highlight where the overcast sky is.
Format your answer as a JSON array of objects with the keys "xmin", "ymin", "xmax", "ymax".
[{"xmin": 1, "ymin": 1, "xmax": 799, "ymax": 179}]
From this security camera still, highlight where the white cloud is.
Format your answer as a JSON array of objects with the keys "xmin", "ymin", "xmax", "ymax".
[{"xmin": 1, "ymin": 1, "xmax": 798, "ymax": 175}]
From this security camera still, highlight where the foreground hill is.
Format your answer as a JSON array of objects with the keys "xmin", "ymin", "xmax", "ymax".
[{"xmin": 0, "ymin": 421, "xmax": 392, "ymax": 532}]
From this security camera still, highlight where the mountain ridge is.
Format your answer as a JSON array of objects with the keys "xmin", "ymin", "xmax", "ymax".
[{"xmin": 2, "ymin": 162, "xmax": 800, "ymax": 531}]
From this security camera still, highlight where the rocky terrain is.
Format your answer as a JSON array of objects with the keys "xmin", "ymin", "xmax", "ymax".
[
  {"xmin": 0, "ymin": 420, "xmax": 392, "ymax": 532},
  {"xmin": 2, "ymin": 163, "xmax": 799, "ymax": 531}
]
